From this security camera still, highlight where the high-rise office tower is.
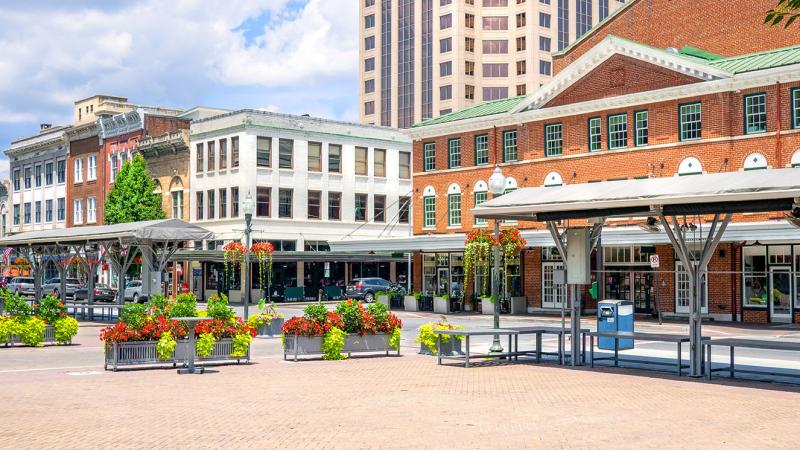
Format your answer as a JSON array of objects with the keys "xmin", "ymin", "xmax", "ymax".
[{"xmin": 359, "ymin": 0, "xmax": 625, "ymax": 128}]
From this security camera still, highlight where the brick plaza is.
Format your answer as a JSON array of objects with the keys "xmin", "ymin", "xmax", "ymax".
[{"xmin": 2, "ymin": 320, "xmax": 800, "ymax": 449}]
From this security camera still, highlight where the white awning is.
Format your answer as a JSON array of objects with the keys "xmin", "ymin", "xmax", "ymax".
[
  {"xmin": 472, "ymin": 168, "xmax": 800, "ymax": 221},
  {"xmin": 0, "ymin": 219, "xmax": 213, "ymax": 246}
]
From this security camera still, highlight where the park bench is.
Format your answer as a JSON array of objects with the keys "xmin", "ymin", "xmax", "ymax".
[
  {"xmin": 434, "ymin": 328, "xmax": 518, "ymax": 368},
  {"xmin": 587, "ymin": 331, "xmax": 709, "ymax": 376},
  {"xmin": 704, "ymin": 338, "xmax": 800, "ymax": 381},
  {"xmin": 504, "ymin": 326, "xmax": 589, "ymax": 365}
]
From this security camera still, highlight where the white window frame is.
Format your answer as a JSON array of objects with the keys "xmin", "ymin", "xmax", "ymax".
[
  {"xmin": 74, "ymin": 158, "xmax": 83, "ymax": 183},
  {"xmin": 447, "ymin": 193, "xmax": 461, "ymax": 226},
  {"xmin": 87, "ymin": 197, "xmax": 97, "ymax": 223},
  {"xmin": 542, "ymin": 262, "xmax": 566, "ymax": 309},
  {"xmin": 675, "ymin": 261, "xmax": 708, "ymax": 314},
  {"xmin": 87, "ymin": 155, "xmax": 97, "ymax": 181},
  {"xmin": 423, "ymin": 196, "xmax": 436, "ymax": 228},
  {"xmin": 73, "ymin": 200, "xmax": 83, "ymax": 225}
]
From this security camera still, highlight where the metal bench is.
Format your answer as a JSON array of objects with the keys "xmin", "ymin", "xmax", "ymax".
[
  {"xmin": 504, "ymin": 326, "xmax": 590, "ymax": 365},
  {"xmin": 704, "ymin": 338, "xmax": 800, "ymax": 381},
  {"xmin": 434, "ymin": 328, "xmax": 519, "ymax": 368},
  {"xmin": 587, "ymin": 331, "xmax": 708, "ymax": 376}
]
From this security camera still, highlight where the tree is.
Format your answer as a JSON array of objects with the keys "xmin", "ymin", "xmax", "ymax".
[
  {"xmin": 105, "ymin": 154, "xmax": 166, "ymax": 224},
  {"xmin": 765, "ymin": 0, "xmax": 800, "ymax": 28}
]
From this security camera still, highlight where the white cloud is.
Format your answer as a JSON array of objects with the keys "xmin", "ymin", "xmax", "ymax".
[{"xmin": 0, "ymin": 0, "xmax": 358, "ymax": 128}]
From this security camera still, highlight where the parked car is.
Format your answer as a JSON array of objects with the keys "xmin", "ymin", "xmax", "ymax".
[
  {"xmin": 74, "ymin": 284, "xmax": 117, "ymax": 302},
  {"xmin": 124, "ymin": 280, "xmax": 144, "ymax": 303},
  {"xmin": 42, "ymin": 278, "xmax": 82, "ymax": 298},
  {"xmin": 7, "ymin": 277, "xmax": 35, "ymax": 297},
  {"xmin": 346, "ymin": 277, "xmax": 403, "ymax": 303}
]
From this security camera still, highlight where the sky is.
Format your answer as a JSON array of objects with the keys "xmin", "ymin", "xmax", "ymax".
[{"xmin": 0, "ymin": 0, "xmax": 359, "ymax": 181}]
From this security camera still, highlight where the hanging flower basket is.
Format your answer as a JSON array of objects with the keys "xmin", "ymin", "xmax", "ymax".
[
  {"xmin": 499, "ymin": 228, "xmax": 527, "ymax": 288},
  {"xmin": 463, "ymin": 229, "xmax": 496, "ymax": 297},
  {"xmin": 222, "ymin": 241, "xmax": 248, "ymax": 288},
  {"xmin": 250, "ymin": 242, "xmax": 274, "ymax": 292}
]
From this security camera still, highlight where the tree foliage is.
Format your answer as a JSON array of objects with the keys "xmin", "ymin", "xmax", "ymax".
[
  {"xmin": 104, "ymin": 154, "xmax": 165, "ymax": 224},
  {"xmin": 765, "ymin": 0, "xmax": 800, "ymax": 28}
]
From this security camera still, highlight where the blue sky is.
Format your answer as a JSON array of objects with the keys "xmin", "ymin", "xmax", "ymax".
[{"xmin": 0, "ymin": 0, "xmax": 358, "ymax": 179}]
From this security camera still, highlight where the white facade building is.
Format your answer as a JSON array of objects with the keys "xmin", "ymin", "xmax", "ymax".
[
  {"xmin": 187, "ymin": 109, "xmax": 413, "ymax": 301},
  {"xmin": 6, "ymin": 125, "xmax": 70, "ymax": 234}
]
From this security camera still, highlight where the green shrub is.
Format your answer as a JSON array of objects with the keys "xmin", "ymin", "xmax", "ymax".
[
  {"xmin": 335, "ymin": 300, "xmax": 363, "ymax": 334},
  {"xmin": 196, "ymin": 332, "xmax": 215, "ymax": 358},
  {"xmin": 207, "ymin": 293, "xmax": 235, "ymax": 321},
  {"xmin": 231, "ymin": 332, "xmax": 252, "ymax": 358},
  {"xmin": 171, "ymin": 293, "xmax": 198, "ymax": 318},
  {"xmin": 303, "ymin": 303, "xmax": 328, "ymax": 324},
  {"xmin": 147, "ymin": 294, "xmax": 170, "ymax": 315},
  {"xmin": 366, "ymin": 302, "xmax": 389, "ymax": 324},
  {"xmin": 53, "ymin": 317, "xmax": 79, "ymax": 344},
  {"xmin": 156, "ymin": 331, "xmax": 176, "ymax": 361},
  {"xmin": 321, "ymin": 327, "xmax": 347, "ymax": 360},
  {"xmin": 389, "ymin": 327, "xmax": 401, "ymax": 351},
  {"xmin": 37, "ymin": 294, "xmax": 67, "ymax": 324},
  {"xmin": 19, "ymin": 317, "xmax": 46, "ymax": 347},
  {"xmin": 0, "ymin": 317, "xmax": 18, "ymax": 344},
  {"xmin": 5, "ymin": 293, "xmax": 32, "ymax": 317},
  {"xmin": 120, "ymin": 303, "xmax": 148, "ymax": 329},
  {"xmin": 412, "ymin": 292, "xmax": 422, "ymax": 301}
]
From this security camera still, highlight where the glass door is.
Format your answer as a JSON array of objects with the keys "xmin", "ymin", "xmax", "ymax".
[
  {"xmin": 436, "ymin": 268, "xmax": 449, "ymax": 296},
  {"xmin": 769, "ymin": 266, "xmax": 792, "ymax": 322},
  {"xmin": 542, "ymin": 262, "xmax": 565, "ymax": 309},
  {"xmin": 633, "ymin": 271, "xmax": 654, "ymax": 314}
]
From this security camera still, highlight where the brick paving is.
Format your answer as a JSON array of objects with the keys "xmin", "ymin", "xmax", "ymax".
[{"xmin": 2, "ymin": 333, "xmax": 800, "ymax": 449}]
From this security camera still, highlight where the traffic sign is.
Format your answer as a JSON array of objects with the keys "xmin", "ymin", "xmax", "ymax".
[{"xmin": 649, "ymin": 254, "xmax": 660, "ymax": 268}]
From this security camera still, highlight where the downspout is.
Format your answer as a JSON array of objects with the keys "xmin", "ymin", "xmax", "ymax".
[
  {"xmin": 730, "ymin": 243, "xmax": 738, "ymax": 322},
  {"xmin": 775, "ymin": 81, "xmax": 783, "ymax": 164}
]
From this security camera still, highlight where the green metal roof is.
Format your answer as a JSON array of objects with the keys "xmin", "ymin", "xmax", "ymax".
[
  {"xmin": 412, "ymin": 96, "xmax": 527, "ymax": 128},
  {"xmin": 707, "ymin": 44, "xmax": 800, "ymax": 74},
  {"xmin": 678, "ymin": 45, "xmax": 722, "ymax": 61}
]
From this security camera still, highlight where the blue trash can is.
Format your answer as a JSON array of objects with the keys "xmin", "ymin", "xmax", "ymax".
[{"xmin": 597, "ymin": 300, "xmax": 634, "ymax": 350}]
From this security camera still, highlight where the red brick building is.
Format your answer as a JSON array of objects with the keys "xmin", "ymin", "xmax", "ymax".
[{"xmin": 334, "ymin": 34, "xmax": 800, "ymax": 324}]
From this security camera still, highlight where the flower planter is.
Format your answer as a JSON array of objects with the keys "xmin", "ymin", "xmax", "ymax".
[
  {"xmin": 4, "ymin": 325, "xmax": 63, "ymax": 347},
  {"xmin": 283, "ymin": 333, "xmax": 399, "ymax": 361},
  {"xmin": 433, "ymin": 297, "xmax": 449, "ymax": 314},
  {"xmin": 377, "ymin": 295, "xmax": 390, "ymax": 308},
  {"xmin": 510, "ymin": 296, "xmax": 527, "ymax": 314},
  {"xmin": 419, "ymin": 337, "xmax": 463, "ymax": 356},
  {"xmin": 481, "ymin": 297, "xmax": 494, "ymax": 315},
  {"xmin": 403, "ymin": 295, "xmax": 418, "ymax": 311},
  {"xmin": 256, "ymin": 317, "xmax": 285, "ymax": 337},
  {"xmin": 104, "ymin": 338, "xmax": 250, "ymax": 371}
]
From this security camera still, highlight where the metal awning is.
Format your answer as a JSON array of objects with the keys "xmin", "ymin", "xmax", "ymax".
[
  {"xmin": 0, "ymin": 219, "xmax": 213, "ymax": 246},
  {"xmin": 473, "ymin": 168, "xmax": 800, "ymax": 221},
  {"xmin": 327, "ymin": 221, "xmax": 800, "ymax": 253},
  {"xmin": 171, "ymin": 250, "xmax": 408, "ymax": 263}
]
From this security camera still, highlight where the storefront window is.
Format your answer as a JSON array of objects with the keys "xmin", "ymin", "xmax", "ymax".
[
  {"xmin": 423, "ymin": 254, "xmax": 436, "ymax": 295},
  {"xmin": 769, "ymin": 245, "xmax": 792, "ymax": 265},
  {"xmin": 795, "ymin": 245, "xmax": 800, "ymax": 307},
  {"xmin": 743, "ymin": 246, "xmax": 768, "ymax": 307},
  {"xmin": 451, "ymin": 254, "xmax": 464, "ymax": 298}
]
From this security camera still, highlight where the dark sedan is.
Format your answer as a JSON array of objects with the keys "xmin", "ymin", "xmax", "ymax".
[{"xmin": 74, "ymin": 284, "xmax": 117, "ymax": 302}]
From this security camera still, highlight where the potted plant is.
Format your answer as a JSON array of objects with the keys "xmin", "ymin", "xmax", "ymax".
[
  {"xmin": 416, "ymin": 317, "xmax": 464, "ymax": 356},
  {"xmin": 433, "ymin": 293, "xmax": 449, "ymax": 314},
  {"xmin": 0, "ymin": 291, "xmax": 78, "ymax": 347},
  {"xmin": 375, "ymin": 290, "xmax": 391, "ymax": 307},
  {"xmin": 404, "ymin": 292, "xmax": 420, "ymax": 311},
  {"xmin": 481, "ymin": 295, "xmax": 495, "ymax": 316},
  {"xmin": 246, "ymin": 299, "xmax": 285, "ymax": 337},
  {"xmin": 282, "ymin": 300, "xmax": 402, "ymax": 361}
]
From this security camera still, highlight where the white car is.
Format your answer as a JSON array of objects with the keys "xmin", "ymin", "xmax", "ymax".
[
  {"xmin": 7, "ymin": 277, "xmax": 35, "ymax": 297},
  {"xmin": 124, "ymin": 280, "xmax": 144, "ymax": 303},
  {"xmin": 42, "ymin": 278, "xmax": 82, "ymax": 299}
]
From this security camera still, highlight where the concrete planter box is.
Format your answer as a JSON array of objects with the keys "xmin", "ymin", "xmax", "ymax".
[
  {"xmin": 481, "ymin": 297, "xmax": 495, "ymax": 315},
  {"xmin": 104, "ymin": 338, "xmax": 250, "ymax": 371},
  {"xmin": 283, "ymin": 333, "xmax": 399, "ymax": 361},
  {"xmin": 5, "ymin": 325, "xmax": 63, "ymax": 347},
  {"xmin": 510, "ymin": 297, "xmax": 527, "ymax": 314},
  {"xmin": 404, "ymin": 296, "xmax": 418, "ymax": 311},
  {"xmin": 377, "ymin": 295, "xmax": 390, "ymax": 308},
  {"xmin": 433, "ymin": 297, "xmax": 449, "ymax": 314},
  {"xmin": 256, "ymin": 318, "xmax": 285, "ymax": 337},
  {"xmin": 419, "ymin": 337, "xmax": 463, "ymax": 356}
]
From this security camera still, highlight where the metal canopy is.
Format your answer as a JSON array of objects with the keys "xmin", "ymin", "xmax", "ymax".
[
  {"xmin": 0, "ymin": 219, "xmax": 213, "ymax": 246},
  {"xmin": 472, "ymin": 168, "xmax": 800, "ymax": 377},
  {"xmin": 472, "ymin": 168, "xmax": 800, "ymax": 221},
  {"xmin": 0, "ymin": 219, "xmax": 213, "ymax": 309}
]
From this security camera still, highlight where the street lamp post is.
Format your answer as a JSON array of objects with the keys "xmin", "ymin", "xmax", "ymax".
[
  {"xmin": 487, "ymin": 165, "xmax": 506, "ymax": 353},
  {"xmin": 242, "ymin": 192, "xmax": 255, "ymax": 320}
]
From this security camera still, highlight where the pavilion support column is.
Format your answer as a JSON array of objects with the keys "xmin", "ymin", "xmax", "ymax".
[{"xmin": 659, "ymin": 211, "xmax": 731, "ymax": 377}]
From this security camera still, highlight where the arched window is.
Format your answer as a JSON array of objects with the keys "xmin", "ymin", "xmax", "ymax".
[
  {"xmin": 790, "ymin": 149, "xmax": 800, "ymax": 168},
  {"xmin": 678, "ymin": 157, "xmax": 703, "ymax": 176},
  {"xmin": 544, "ymin": 171, "xmax": 564, "ymax": 187},
  {"xmin": 743, "ymin": 152, "xmax": 767, "ymax": 170},
  {"xmin": 422, "ymin": 186, "xmax": 436, "ymax": 228},
  {"xmin": 169, "ymin": 177, "xmax": 184, "ymax": 219},
  {"xmin": 447, "ymin": 183, "xmax": 462, "ymax": 195},
  {"xmin": 447, "ymin": 184, "xmax": 462, "ymax": 226},
  {"xmin": 473, "ymin": 181, "xmax": 488, "ymax": 226},
  {"xmin": 169, "ymin": 176, "xmax": 184, "ymax": 191},
  {"xmin": 504, "ymin": 176, "xmax": 518, "ymax": 193}
]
